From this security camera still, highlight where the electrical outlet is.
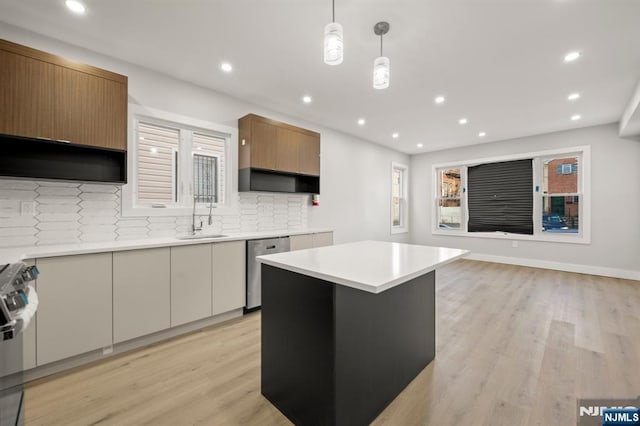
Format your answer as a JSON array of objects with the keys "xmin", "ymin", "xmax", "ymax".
[
  {"xmin": 20, "ymin": 201, "xmax": 35, "ymax": 216},
  {"xmin": 512, "ymin": 241, "xmax": 518, "ymax": 248},
  {"xmin": 102, "ymin": 345, "xmax": 114, "ymax": 356}
]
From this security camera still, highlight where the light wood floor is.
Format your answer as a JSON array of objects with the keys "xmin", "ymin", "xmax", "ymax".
[{"xmin": 24, "ymin": 260, "xmax": 640, "ymax": 425}]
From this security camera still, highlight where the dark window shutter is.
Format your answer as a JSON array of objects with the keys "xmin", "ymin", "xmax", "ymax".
[{"xmin": 467, "ymin": 159, "xmax": 533, "ymax": 234}]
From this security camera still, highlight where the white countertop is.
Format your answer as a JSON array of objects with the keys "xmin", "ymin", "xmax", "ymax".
[
  {"xmin": 257, "ymin": 240, "xmax": 469, "ymax": 294},
  {"xmin": 0, "ymin": 228, "xmax": 332, "ymax": 263}
]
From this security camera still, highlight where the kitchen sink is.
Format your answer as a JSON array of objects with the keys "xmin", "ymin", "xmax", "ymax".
[{"xmin": 176, "ymin": 234, "xmax": 228, "ymax": 240}]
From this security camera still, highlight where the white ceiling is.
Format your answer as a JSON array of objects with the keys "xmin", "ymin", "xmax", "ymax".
[{"xmin": 1, "ymin": 0, "xmax": 639, "ymax": 154}]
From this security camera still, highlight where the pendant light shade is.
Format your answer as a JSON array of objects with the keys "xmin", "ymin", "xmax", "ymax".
[
  {"xmin": 324, "ymin": 22, "xmax": 344, "ymax": 65},
  {"xmin": 324, "ymin": 0, "xmax": 343, "ymax": 65},
  {"xmin": 372, "ymin": 22, "xmax": 390, "ymax": 90},
  {"xmin": 373, "ymin": 56, "xmax": 390, "ymax": 89}
]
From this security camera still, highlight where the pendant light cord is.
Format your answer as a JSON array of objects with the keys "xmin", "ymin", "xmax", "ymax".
[
  {"xmin": 332, "ymin": 0, "xmax": 335, "ymax": 22},
  {"xmin": 380, "ymin": 34, "xmax": 383, "ymax": 56}
]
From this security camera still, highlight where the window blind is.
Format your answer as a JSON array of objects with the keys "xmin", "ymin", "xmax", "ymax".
[
  {"xmin": 137, "ymin": 122, "xmax": 179, "ymax": 202},
  {"xmin": 467, "ymin": 159, "xmax": 533, "ymax": 234}
]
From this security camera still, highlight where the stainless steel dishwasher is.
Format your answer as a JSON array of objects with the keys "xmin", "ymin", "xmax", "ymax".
[{"xmin": 246, "ymin": 237, "xmax": 290, "ymax": 312}]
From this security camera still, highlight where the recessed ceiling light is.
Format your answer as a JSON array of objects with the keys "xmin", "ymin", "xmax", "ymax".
[
  {"xmin": 458, "ymin": 118, "xmax": 468, "ymax": 125},
  {"xmin": 571, "ymin": 114, "xmax": 581, "ymax": 121},
  {"xmin": 478, "ymin": 132, "xmax": 486, "ymax": 137},
  {"xmin": 220, "ymin": 63, "xmax": 233, "ymax": 73},
  {"xmin": 434, "ymin": 96, "xmax": 445, "ymax": 104},
  {"xmin": 392, "ymin": 132, "xmax": 399, "ymax": 139},
  {"xmin": 65, "ymin": 0, "xmax": 86, "ymax": 14},
  {"xmin": 417, "ymin": 143, "xmax": 423, "ymax": 148},
  {"xmin": 564, "ymin": 51, "xmax": 581, "ymax": 63},
  {"xmin": 357, "ymin": 118, "xmax": 366, "ymax": 126},
  {"xmin": 302, "ymin": 95, "xmax": 312, "ymax": 104},
  {"xmin": 568, "ymin": 92, "xmax": 580, "ymax": 101}
]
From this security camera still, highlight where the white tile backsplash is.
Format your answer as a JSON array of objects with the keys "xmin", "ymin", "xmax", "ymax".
[{"xmin": 0, "ymin": 179, "xmax": 309, "ymax": 248}]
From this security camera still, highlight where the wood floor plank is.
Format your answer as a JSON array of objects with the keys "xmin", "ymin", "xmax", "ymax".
[{"xmin": 22, "ymin": 260, "xmax": 640, "ymax": 425}]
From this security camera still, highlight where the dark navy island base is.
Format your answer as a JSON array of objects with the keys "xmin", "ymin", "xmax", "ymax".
[{"xmin": 261, "ymin": 264, "xmax": 436, "ymax": 426}]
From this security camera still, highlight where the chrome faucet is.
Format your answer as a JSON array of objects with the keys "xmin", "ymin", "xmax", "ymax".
[
  {"xmin": 192, "ymin": 196, "xmax": 202, "ymax": 235},
  {"xmin": 208, "ymin": 200, "xmax": 217, "ymax": 225}
]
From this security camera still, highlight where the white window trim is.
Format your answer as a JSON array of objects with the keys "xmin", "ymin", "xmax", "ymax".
[
  {"xmin": 391, "ymin": 162, "xmax": 409, "ymax": 234},
  {"xmin": 431, "ymin": 145, "xmax": 591, "ymax": 244},
  {"xmin": 122, "ymin": 104, "xmax": 239, "ymax": 217}
]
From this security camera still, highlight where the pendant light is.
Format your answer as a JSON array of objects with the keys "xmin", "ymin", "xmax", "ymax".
[
  {"xmin": 324, "ymin": 0, "xmax": 343, "ymax": 65},
  {"xmin": 373, "ymin": 21, "xmax": 390, "ymax": 89}
]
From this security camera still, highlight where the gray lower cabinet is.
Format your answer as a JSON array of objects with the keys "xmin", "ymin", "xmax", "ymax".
[
  {"xmin": 113, "ymin": 248, "xmax": 170, "ymax": 343},
  {"xmin": 212, "ymin": 241, "xmax": 246, "ymax": 315},
  {"xmin": 35, "ymin": 253, "xmax": 112, "ymax": 365},
  {"xmin": 170, "ymin": 244, "xmax": 213, "ymax": 327}
]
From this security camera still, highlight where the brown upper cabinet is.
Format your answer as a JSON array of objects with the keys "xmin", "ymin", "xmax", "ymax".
[
  {"xmin": 239, "ymin": 114, "xmax": 320, "ymax": 176},
  {"xmin": 0, "ymin": 39, "xmax": 128, "ymax": 151}
]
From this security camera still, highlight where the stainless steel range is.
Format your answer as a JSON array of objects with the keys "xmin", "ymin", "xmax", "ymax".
[{"xmin": 0, "ymin": 262, "xmax": 39, "ymax": 426}]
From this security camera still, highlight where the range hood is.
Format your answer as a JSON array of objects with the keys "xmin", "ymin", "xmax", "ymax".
[{"xmin": 0, "ymin": 134, "xmax": 127, "ymax": 184}]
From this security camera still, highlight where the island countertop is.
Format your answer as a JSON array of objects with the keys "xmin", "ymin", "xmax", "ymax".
[{"xmin": 257, "ymin": 240, "xmax": 469, "ymax": 294}]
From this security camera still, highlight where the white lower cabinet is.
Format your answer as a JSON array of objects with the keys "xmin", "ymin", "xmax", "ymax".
[
  {"xmin": 113, "ymin": 248, "xmax": 170, "ymax": 343},
  {"xmin": 170, "ymin": 244, "xmax": 212, "ymax": 327},
  {"xmin": 312, "ymin": 232, "xmax": 334, "ymax": 248},
  {"xmin": 290, "ymin": 232, "xmax": 334, "ymax": 251},
  {"xmin": 289, "ymin": 234, "xmax": 314, "ymax": 251},
  {"xmin": 212, "ymin": 241, "xmax": 246, "ymax": 315},
  {"xmin": 35, "ymin": 253, "xmax": 112, "ymax": 365}
]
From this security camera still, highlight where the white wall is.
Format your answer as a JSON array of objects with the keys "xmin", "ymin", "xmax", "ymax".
[
  {"xmin": 0, "ymin": 24, "xmax": 410, "ymax": 246},
  {"xmin": 410, "ymin": 123, "xmax": 640, "ymax": 278}
]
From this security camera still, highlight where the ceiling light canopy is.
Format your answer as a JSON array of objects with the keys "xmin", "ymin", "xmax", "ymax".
[
  {"xmin": 65, "ymin": 0, "xmax": 86, "ymax": 14},
  {"xmin": 324, "ymin": 0, "xmax": 343, "ymax": 65},
  {"xmin": 568, "ymin": 92, "xmax": 580, "ymax": 101},
  {"xmin": 372, "ymin": 22, "xmax": 390, "ymax": 90},
  {"xmin": 434, "ymin": 96, "xmax": 445, "ymax": 104},
  {"xmin": 302, "ymin": 95, "xmax": 312, "ymax": 103},
  {"xmin": 564, "ymin": 51, "xmax": 582, "ymax": 63}
]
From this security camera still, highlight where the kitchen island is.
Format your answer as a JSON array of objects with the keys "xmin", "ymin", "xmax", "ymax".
[{"xmin": 257, "ymin": 240, "xmax": 468, "ymax": 426}]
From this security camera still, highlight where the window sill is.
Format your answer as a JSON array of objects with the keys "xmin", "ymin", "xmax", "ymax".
[
  {"xmin": 431, "ymin": 229, "xmax": 590, "ymax": 245},
  {"xmin": 391, "ymin": 227, "xmax": 409, "ymax": 235}
]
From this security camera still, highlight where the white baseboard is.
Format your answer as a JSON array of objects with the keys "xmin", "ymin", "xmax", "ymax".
[{"xmin": 466, "ymin": 253, "xmax": 640, "ymax": 281}]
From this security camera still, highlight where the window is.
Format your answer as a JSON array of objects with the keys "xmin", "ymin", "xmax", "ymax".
[
  {"xmin": 124, "ymin": 106, "xmax": 236, "ymax": 216},
  {"xmin": 433, "ymin": 146, "xmax": 590, "ymax": 244},
  {"xmin": 391, "ymin": 162, "xmax": 409, "ymax": 234},
  {"xmin": 436, "ymin": 168, "xmax": 462, "ymax": 229},
  {"xmin": 136, "ymin": 121, "xmax": 180, "ymax": 203},
  {"xmin": 542, "ymin": 156, "xmax": 580, "ymax": 234},
  {"xmin": 467, "ymin": 159, "xmax": 533, "ymax": 235}
]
